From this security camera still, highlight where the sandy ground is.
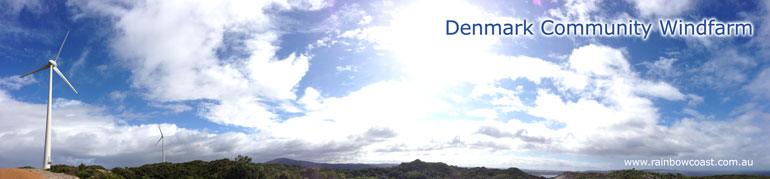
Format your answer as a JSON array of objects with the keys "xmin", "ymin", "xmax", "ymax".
[
  {"xmin": 0, "ymin": 168, "xmax": 77, "ymax": 179},
  {"xmin": 0, "ymin": 168, "xmax": 42, "ymax": 179}
]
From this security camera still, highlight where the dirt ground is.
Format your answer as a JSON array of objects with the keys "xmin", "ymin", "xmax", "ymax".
[
  {"xmin": 0, "ymin": 168, "xmax": 42, "ymax": 179},
  {"xmin": 0, "ymin": 168, "xmax": 77, "ymax": 179}
]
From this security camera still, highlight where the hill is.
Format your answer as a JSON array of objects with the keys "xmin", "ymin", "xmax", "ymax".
[
  {"xmin": 38, "ymin": 155, "xmax": 770, "ymax": 179},
  {"xmin": 43, "ymin": 155, "xmax": 543, "ymax": 179},
  {"xmin": 266, "ymin": 158, "xmax": 396, "ymax": 170}
]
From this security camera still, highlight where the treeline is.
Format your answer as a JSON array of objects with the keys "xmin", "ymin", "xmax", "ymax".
[
  {"xmin": 43, "ymin": 155, "xmax": 770, "ymax": 179},
  {"xmin": 46, "ymin": 155, "xmax": 542, "ymax": 179}
]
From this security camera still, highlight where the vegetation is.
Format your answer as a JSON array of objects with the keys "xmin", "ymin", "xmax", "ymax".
[
  {"xmin": 48, "ymin": 163, "xmax": 122, "ymax": 179},
  {"xmin": 42, "ymin": 156, "xmax": 769, "ymax": 179},
  {"xmin": 44, "ymin": 155, "xmax": 540, "ymax": 179}
]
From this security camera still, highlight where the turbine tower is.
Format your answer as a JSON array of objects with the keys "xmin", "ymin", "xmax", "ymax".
[
  {"xmin": 19, "ymin": 31, "xmax": 78, "ymax": 169},
  {"xmin": 156, "ymin": 126, "xmax": 165, "ymax": 163}
]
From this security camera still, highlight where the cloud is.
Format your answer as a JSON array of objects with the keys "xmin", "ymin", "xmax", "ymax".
[
  {"xmin": 635, "ymin": 80, "xmax": 686, "ymax": 100},
  {"xmin": 642, "ymin": 57, "xmax": 680, "ymax": 78},
  {"xmin": 306, "ymin": 0, "xmax": 767, "ymax": 167},
  {"xmin": 750, "ymin": 0, "xmax": 770, "ymax": 56},
  {"xmin": 687, "ymin": 94, "xmax": 704, "ymax": 107},
  {"xmin": 108, "ymin": 90, "xmax": 127, "ymax": 101},
  {"xmin": 745, "ymin": 67, "xmax": 770, "ymax": 100},
  {"xmin": 694, "ymin": 49, "xmax": 756, "ymax": 88},
  {"xmin": 149, "ymin": 102, "xmax": 192, "ymax": 113},
  {"xmin": 269, "ymin": 41, "xmax": 768, "ymax": 168},
  {"xmin": 466, "ymin": 109, "xmax": 498, "ymax": 119},
  {"xmin": 628, "ymin": 0, "xmax": 693, "ymax": 18},
  {"xmin": 335, "ymin": 65, "xmax": 357, "ymax": 72},
  {"xmin": 569, "ymin": 44, "xmax": 631, "ymax": 76},
  {"xmin": 69, "ymin": 0, "xmax": 312, "ymax": 129},
  {"xmin": 546, "ymin": 0, "xmax": 602, "ymax": 22},
  {"xmin": 0, "ymin": 75, "xmax": 37, "ymax": 90},
  {"xmin": 476, "ymin": 126, "xmax": 546, "ymax": 143},
  {"xmin": 563, "ymin": 45, "xmax": 685, "ymax": 100},
  {"xmin": 285, "ymin": 0, "xmax": 330, "ymax": 11},
  {"xmin": 298, "ymin": 87, "xmax": 323, "ymax": 111},
  {"xmin": 0, "ymin": 88, "xmax": 405, "ymax": 168},
  {"xmin": 1, "ymin": 0, "xmax": 43, "ymax": 15},
  {"xmin": 67, "ymin": 49, "xmax": 89, "ymax": 78},
  {"xmin": 315, "ymin": 3, "xmax": 371, "ymax": 34}
]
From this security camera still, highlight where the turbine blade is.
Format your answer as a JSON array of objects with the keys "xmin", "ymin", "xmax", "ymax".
[
  {"xmin": 158, "ymin": 126, "xmax": 164, "ymax": 137},
  {"xmin": 53, "ymin": 67, "xmax": 78, "ymax": 94},
  {"xmin": 54, "ymin": 31, "xmax": 70, "ymax": 62},
  {"xmin": 20, "ymin": 64, "xmax": 49, "ymax": 78},
  {"xmin": 155, "ymin": 137, "xmax": 163, "ymax": 145}
]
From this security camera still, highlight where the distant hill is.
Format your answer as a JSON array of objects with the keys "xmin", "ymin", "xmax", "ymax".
[
  {"xmin": 42, "ymin": 155, "xmax": 544, "ymax": 178},
  {"xmin": 344, "ymin": 159, "xmax": 544, "ymax": 179},
  {"xmin": 266, "ymin": 158, "xmax": 396, "ymax": 170}
]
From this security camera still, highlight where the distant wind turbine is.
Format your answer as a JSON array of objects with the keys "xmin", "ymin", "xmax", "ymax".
[
  {"xmin": 156, "ymin": 126, "xmax": 165, "ymax": 163},
  {"xmin": 19, "ymin": 31, "xmax": 78, "ymax": 169}
]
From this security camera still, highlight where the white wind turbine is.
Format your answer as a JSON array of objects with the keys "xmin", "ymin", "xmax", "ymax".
[
  {"xmin": 156, "ymin": 126, "xmax": 165, "ymax": 163},
  {"xmin": 19, "ymin": 31, "xmax": 78, "ymax": 169}
]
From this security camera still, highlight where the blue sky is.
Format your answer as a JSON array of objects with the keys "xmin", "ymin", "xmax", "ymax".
[{"xmin": 1, "ymin": 0, "xmax": 769, "ymax": 171}]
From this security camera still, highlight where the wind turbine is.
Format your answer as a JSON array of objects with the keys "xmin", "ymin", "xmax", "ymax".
[
  {"xmin": 19, "ymin": 31, "xmax": 78, "ymax": 169},
  {"xmin": 156, "ymin": 126, "xmax": 165, "ymax": 163}
]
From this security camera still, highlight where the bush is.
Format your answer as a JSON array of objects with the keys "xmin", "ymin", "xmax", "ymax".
[{"xmin": 49, "ymin": 164, "xmax": 77, "ymax": 175}]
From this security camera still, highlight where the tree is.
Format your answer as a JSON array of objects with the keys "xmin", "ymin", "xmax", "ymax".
[{"xmin": 234, "ymin": 155, "xmax": 251, "ymax": 163}]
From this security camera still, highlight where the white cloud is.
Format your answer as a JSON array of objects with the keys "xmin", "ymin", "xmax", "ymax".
[
  {"xmin": 546, "ymin": 0, "xmax": 602, "ymax": 22},
  {"xmin": 695, "ymin": 49, "xmax": 756, "ymax": 88},
  {"xmin": 569, "ymin": 44, "xmax": 630, "ymax": 76},
  {"xmin": 257, "ymin": 41, "xmax": 767, "ymax": 169},
  {"xmin": 2, "ymin": 0, "xmax": 43, "ymax": 15},
  {"xmin": 471, "ymin": 82, "xmax": 528, "ymax": 113},
  {"xmin": 298, "ymin": 87, "xmax": 323, "ymax": 111},
  {"xmin": 750, "ymin": 1, "xmax": 770, "ymax": 56},
  {"xmin": 311, "ymin": 0, "xmax": 764, "ymax": 166},
  {"xmin": 286, "ymin": 0, "xmax": 330, "ymax": 11},
  {"xmin": 67, "ymin": 49, "xmax": 89, "ymax": 78},
  {"xmin": 628, "ymin": 0, "xmax": 693, "ymax": 18},
  {"xmin": 687, "ymin": 94, "xmax": 704, "ymax": 107},
  {"xmin": 745, "ymin": 67, "xmax": 770, "ymax": 100},
  {"xmin": 358, "ymin": 15, "xmax": 372, "ymax": 25},
  {"xmin": 635, "ymin": 80, "xmax": 686, "ymax": 100},
  {"xmin": 0, "ymin": 89, "xmax": 402, "ymax": 168},
  {"xmin": 0, "ymin": 90, "xmax": 203, "ymax": 167},
  {"xmin": 511, "ymin": 45, "xmax": 765, "ymax": 162},
  {"xmin": 466, "ymin": 109, "xmax": 498, "ymax": 119},
  {"xmin": 0, "ymin": 75, "xmax": 37, "ymax": 90},
  {"xmin": 642, "ymin": 57, "xmax": 680, "ymax": 78},
  {"xmin": 314, "ymin": 3, "xmax": 370, "ymax": 34},
  {"xmin": 108, "ymin": 90, "xmax": 127, "ymax": 101},
  {"xmin": 70, "ymin": 0, "xmax": 311, "ymax": 129},
  {"xmin": 335, "ymin": 65, "xmax": 357, "ymax": 72},
  {"xmin": 563, "ymin": 45, "xmax": 685, "ymax": 100},
  {"xmin": 149, "ymin": 102, "xmax": 192, "ymax": 113}
]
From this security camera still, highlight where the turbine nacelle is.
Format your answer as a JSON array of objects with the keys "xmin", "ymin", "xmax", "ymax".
[{"xmin": 48, "ymin": 60, "xmax": 57, "ymax": 67}]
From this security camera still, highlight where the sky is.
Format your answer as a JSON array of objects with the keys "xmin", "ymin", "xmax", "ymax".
[{"xmin": 0, "ymin": 0, "xmax": 769, "ymax": 171}]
